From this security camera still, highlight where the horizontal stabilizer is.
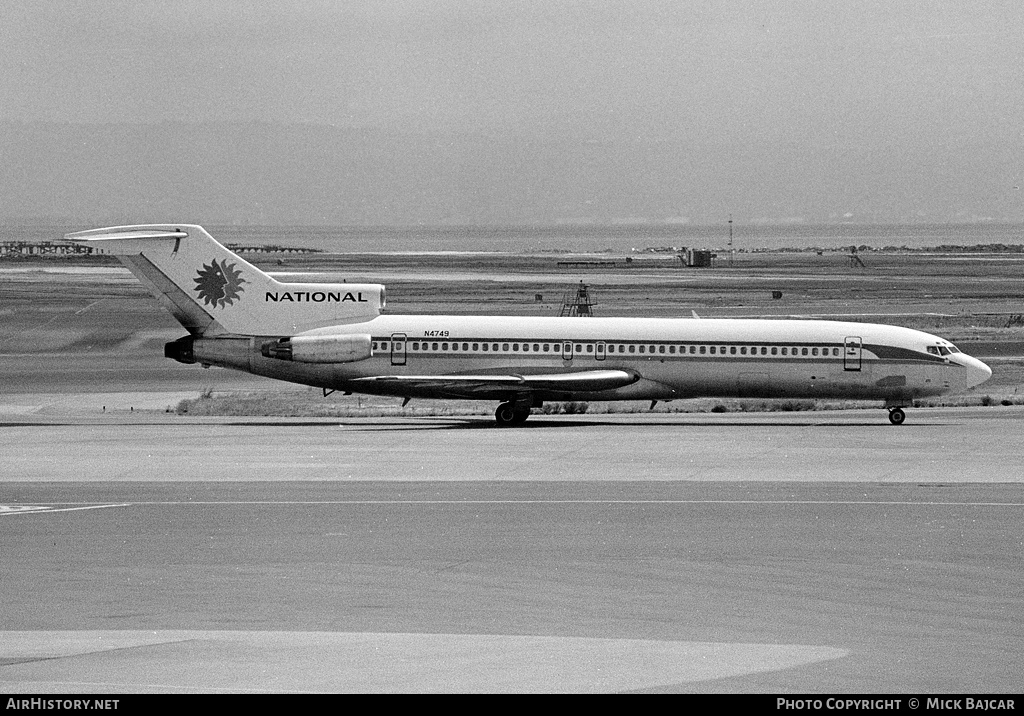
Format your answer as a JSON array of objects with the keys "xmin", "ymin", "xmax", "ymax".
[{"xmin": 64, "ymin": 227, "xmax": 187, "ymax": 243}]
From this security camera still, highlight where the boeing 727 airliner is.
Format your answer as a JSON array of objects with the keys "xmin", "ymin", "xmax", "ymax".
[{"xmin": 66, "ymin": 225, "xmax": 992, "ymax": 426}]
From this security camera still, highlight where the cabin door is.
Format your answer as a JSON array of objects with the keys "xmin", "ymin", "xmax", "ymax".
[
  {"xmin": 596, "ymin": 342, "xmax": 606, "ymax": 361},
  {"xmin": 391, "ymin": 333, "xmax": 407, "ymax": 366},
  {"xmin": 562, "ymin": 341, "xmax": 574, "ymax": 361},
  {"xmin": 844, "ymin": 336, "xmax": 862, "ymax": 371}
]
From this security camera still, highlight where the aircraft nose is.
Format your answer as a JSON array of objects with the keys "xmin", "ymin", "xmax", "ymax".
[{"xmin": 963, "ymin": 355, "xmax": 992, "ymax": 389}]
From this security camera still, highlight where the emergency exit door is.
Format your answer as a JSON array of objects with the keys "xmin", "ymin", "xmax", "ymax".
[{"xmin": 391, "ymin": 333, "xmax": 407, "ymax": 366}]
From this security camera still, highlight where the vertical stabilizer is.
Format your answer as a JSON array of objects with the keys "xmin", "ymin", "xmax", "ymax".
[{"xmin": 65, "ymin": 225, "xmax": 385, "ymax": 336}]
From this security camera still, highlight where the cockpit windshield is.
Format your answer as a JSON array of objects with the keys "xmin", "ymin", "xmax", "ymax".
[{"xmin": 927, "ymin": 344, "xmax": 960, "ymax": 356}]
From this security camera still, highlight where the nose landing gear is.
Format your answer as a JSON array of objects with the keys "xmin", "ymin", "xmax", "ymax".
[{"xmin": 887, "ymin": 407, "xmax": 906, "ymax": 425}]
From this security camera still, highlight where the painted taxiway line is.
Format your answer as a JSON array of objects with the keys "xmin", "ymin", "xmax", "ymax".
[{"xmin": 0, "ymin": 504, "xmax": 129, "ymax": 516}]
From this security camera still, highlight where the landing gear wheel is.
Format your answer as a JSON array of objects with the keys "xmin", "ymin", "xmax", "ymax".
[
  {"xmin": 495, "ymin": 402, "xmax": 530, "ymax": 426},
  {"xmin": 888, "ymin": 407, "xmax": 906, "ymax": 426}
]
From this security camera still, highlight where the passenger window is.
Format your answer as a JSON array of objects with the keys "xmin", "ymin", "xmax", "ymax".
[
  {"xmin": 503, "ymin": 343, "xmax": 509, "ymax": 351},
  {"xmin": 659, "ymin": 346, "xmax": 665, "ymax": 354},
  {"xmin": 812, "ymin": 347, "xmax": 818, "ymax": 356},
  {"xmin": 710, "ymin": 346, "xmax": 716, "ymax": 355},
  {"xmin": 586, "ymin": 344, "xmax": 593, "ymax": 353},
  {"xmin": 639, "ymin": 345, "xmax": 646, "ymax": 354},
  {"xmin": 771, "ymin": 347, "xmax": 777, "ymax": 355},
  {"xmin": 730, "ymin": 347, "xmax": 737, "ymax": 355},
  {"xmin": 575, "ymin": 344, "xmax": 582, "ymax": 352},
  {"xmin": 513, "ymin": 344, "xmax": 519, "ymax": 351},
  {"xmin": 473, "ymin": 343, "xmax": 479, "ymax": 351},
  {"xmin": 372, "ymin": 342, "xmax": 378, "ymax": 350},
  {"xmin": 669, "ymin": 345, "xmax": 675, "ymax": 354},
  {"xmin": 543, "ymin": 344, "xmax": 549, "ymax": 352},
  {"xmin": 801, "ymin": 348, "xmax": 808, "ymax": 356},
  {"xmin": 442, "ymin": 343, "xmax": 448, "ymax": 350},
  {"xmin": 533, "ymin": 344, "xmax": 540, "ymax": 351},
  {"xmin": 740, "ymin": 347, "xmax": 747, "ymax": 355}
]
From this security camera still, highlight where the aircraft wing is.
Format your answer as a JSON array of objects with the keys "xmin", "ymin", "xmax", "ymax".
[{"xmin": 349, "ymin": 369, "xmax": 638, "ymax": 399}]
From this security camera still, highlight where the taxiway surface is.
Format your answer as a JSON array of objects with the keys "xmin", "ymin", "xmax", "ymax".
[{"xmin": 2, "ymin": 409, "xmax": 1022, "ymax": 693}]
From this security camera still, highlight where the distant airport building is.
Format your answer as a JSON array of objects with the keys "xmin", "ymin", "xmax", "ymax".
[{"xmin": 677, "ymin": 248, "xmax": 714, "ymax": 267}]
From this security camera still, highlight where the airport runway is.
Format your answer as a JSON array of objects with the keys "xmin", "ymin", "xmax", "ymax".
[{"xmin": 2, "ymin": 408, "xmax": 1023, "ymax": 693}]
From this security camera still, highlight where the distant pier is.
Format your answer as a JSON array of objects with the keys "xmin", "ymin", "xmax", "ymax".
[
  {"xmin": 0, "ymin": 241, "xmax": 323, "ymax": 258},
  {"xmin": 0, "ymin": 241, "xmax": 92, "ymax": 257},
  {"xmin": 225, "ymin": 243, "xmax": 322, "ymax": 254}
]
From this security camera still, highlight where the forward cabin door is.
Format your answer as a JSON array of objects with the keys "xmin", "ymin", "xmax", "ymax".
[
  {"xmin": 844, "ymin": 336, "xmax": 862, "ymax": 371},
  {"xmin": 596, "ymin": 341, "xmax": 606, "ymax": 361},
  {"xmin": 391, "ymin": 333, "xmax": 407, "ymax": 366}
]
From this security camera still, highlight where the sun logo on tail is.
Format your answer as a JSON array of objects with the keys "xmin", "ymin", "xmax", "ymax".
[{"xmin": 194, "ymin": 259, "xmax": 246, "ymax": 308}]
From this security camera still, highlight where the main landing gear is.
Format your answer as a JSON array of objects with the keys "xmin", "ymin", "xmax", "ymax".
[
  {"xmin": 495, "ymin": 401, "xmax": 531, "ymax": 427},
  {"xmin": 887, "ymin": 407, "xmax": 906, "ymax": 425}
]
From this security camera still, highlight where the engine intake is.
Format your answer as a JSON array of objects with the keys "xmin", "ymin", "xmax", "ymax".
[{"xmin": 261, "ymin": 334, "xmax": 373, "ymax": 363}]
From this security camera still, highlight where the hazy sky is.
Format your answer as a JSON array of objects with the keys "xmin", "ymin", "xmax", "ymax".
[{"xmin": 2, "ymin": 1, "xmax": 1023, "ymax": 224}]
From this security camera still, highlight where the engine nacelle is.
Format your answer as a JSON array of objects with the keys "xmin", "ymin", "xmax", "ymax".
[
  {"xmin": 164, "ymin": 336, "xmax": 196, "ymax": 364},
  {"xmin": 261, "ymin": 334, "xmax": 373, "ymax": 363}
]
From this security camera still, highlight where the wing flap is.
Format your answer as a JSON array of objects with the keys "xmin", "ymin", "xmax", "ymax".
[
  {"xmin": 350, "ymin": 369, "xmax": 638, "ymax": 398},
  {"xmin": 519, "ymin": 370, "xmax": 639, "ymax": 392}
]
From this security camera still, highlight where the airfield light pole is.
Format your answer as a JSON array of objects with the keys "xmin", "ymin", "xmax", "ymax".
[{"xmin": 728, "ymin": 214, "xmax": 734, "ymax": 267}]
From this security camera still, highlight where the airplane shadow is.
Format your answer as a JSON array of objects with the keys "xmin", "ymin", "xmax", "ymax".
[
  {"xmin": 0, "ymin": 417, "xmax": 956, "ymax": 431},
  {"xmin": 318, "ymin": 417, "xmax": 953, "ymax": 432}
]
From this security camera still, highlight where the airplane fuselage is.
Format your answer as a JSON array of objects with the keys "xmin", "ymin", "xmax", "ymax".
[{"xmin": 179, "ymin": 314, "xmax": 991, "ymax": 405}]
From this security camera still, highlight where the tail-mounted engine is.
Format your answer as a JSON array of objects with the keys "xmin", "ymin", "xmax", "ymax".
[
  {"xmin": 164, "ymin": 336, "xmax": 196, "ymax": 364},
  {"xmin": 261, "ymin": 334, "xmax": 373, "ymax": 363}
]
